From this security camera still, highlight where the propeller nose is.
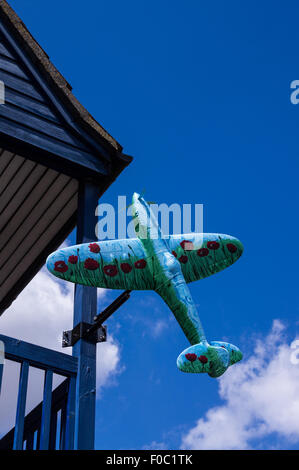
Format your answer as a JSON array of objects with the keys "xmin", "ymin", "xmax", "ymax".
[{"xmin": 46, "ymin": 251, "xmax": 54, "ymax": 272}]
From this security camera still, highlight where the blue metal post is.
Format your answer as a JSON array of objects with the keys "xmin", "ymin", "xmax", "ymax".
[
  {"xmin": 13, "ymin": 361, "xmax": 29, "ymax": 450},
  {"xmin": 39, "ymin": 369, "xmax": 53, "ymax": 450},
  {"xmin": 64, "ymin": 376, "xmax": 76, "ymax": 450},
  {"xmin": 73, "ymin": 181, "xmax": 99, "ymax": 450}
]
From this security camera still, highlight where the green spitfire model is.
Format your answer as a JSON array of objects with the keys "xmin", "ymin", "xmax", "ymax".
[{"xmin": 47, "ymin": 193, "xmax": 243, "ymax": 378}]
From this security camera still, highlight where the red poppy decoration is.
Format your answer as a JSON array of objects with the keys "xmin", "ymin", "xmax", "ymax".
[
  {"xmin": 103, "ymin": 265, "xmax": 118, "ymax": 277},
  {"xmin": 54, "ymin": 261, "xmax": 68, "ymax": 273},
  {"xmin": 197, "ymin": 248, "xmax": 209, "ymax": 257},
  {"xmin": 88, "ymin": 243, "xmax": 100, "ymax": 253},
  {"xmin": 84, "ymin": 258, "xmax": 99, "ymax": 270},
  {"xmin": 179, "ymin": 255, "xmax": 188, "ymax": 264},
  {"xmin": 207, "ymin": 241, "xmax": 220, "ymax": 250},
  {"xmin": 68, "ymin": 255, "xmax": 78, "ymax": 264},
  {"xmin": 134, "ymin": 259, "xmax": 147, "ymax": 269},
  {"xmin": 120, "ymin": 263, "xmax": 132, "ymax": 274},
  {"xmin": 198, "ymin": 355, "xmax": 208, "ymax": 364},
  {"xmin": 180, "ymin": 240, "xmax": 194, "ymax": 251},
  {"xmin": 172, "ymin": 250, "xmax": 177, "ymax": 258},
  {"xmin": 185, "ymin": 353, "xmax": 197, "ymax": 362},
  {"xmin": 227, "ymin": 243, "xmax": 237, "ymax": 253}
]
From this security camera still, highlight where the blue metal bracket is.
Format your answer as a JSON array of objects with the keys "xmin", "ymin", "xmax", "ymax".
[
  {"xmin": 62, "ymin": 289, "xmax": 131, "ymax": 348},
  {"xmin": 62, "ymin": 322, "xmax": 107, "ymax": 348}
]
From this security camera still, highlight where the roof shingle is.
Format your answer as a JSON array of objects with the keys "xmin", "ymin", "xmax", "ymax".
[{"xmin": 0, "ymin": 0, "xmax": 123, "ymax": 153}]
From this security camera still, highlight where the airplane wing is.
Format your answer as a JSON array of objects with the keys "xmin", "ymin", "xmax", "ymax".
[
  {"xmin": 168, "ymin": 233, "xmax": 241, "ymax": 283},
  {"xmin": 46, "ymin": 238, "xmax": 156, "ymax": 290}
]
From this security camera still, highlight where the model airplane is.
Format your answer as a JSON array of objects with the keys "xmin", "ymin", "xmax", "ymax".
[{"xmin": 47, "ymin": 192, "xmax": 244, "ymax": 378}]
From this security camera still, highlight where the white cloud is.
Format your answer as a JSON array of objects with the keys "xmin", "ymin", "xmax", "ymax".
[
  {"xmin": 0, "ymin": 268, "xmax": 122, "ymax": 436},
  {"xmin": 96, "ymin": 336, "xmax": 124, "ymax": 393},
  {"xmin": 181, "ymin": 320, "xmax": 299, "ymax": 450},
  {"xmin": 152, "ymin": 320, "xmax": 168, "ymax": 338},
  {"xmin": 142, "ymin": 441, "xmax": 168, "ymax": 450}
]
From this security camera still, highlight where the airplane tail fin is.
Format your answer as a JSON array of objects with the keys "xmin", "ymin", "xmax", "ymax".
[{"xmin": 177, "ymin": 341, "xmax": 242, "ymax": 378}]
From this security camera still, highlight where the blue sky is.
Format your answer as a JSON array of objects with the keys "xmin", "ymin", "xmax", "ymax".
[{"xmin": 6, "ymin": 0, "xmax": 299, "ymax": 449}]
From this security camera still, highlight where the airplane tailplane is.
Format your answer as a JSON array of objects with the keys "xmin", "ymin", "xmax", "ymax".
[{"xmin": 177, "ymin": 341, "xmax": 242, "ymax": 378}]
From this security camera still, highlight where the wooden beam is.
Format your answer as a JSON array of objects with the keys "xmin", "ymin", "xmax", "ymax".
[
  {"xmin": 73, "ymin": 181, "xmax": 99, "ymax": 450},
  {"xmin": 0, "ymin": 132, "xmax": 110, "ymax": 184},
  {"xmin": 0, "ymin": 334, "xmax": 77, "ymax": 376}
]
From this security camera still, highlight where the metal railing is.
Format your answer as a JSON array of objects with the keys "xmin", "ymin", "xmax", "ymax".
[
  {"xmin": 0, "ymin": 334, "xmax": 77, "ymax": 450},
  {"xmin": 0, "ymin": 290, "xmax": 131, "ymax": 450}
]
